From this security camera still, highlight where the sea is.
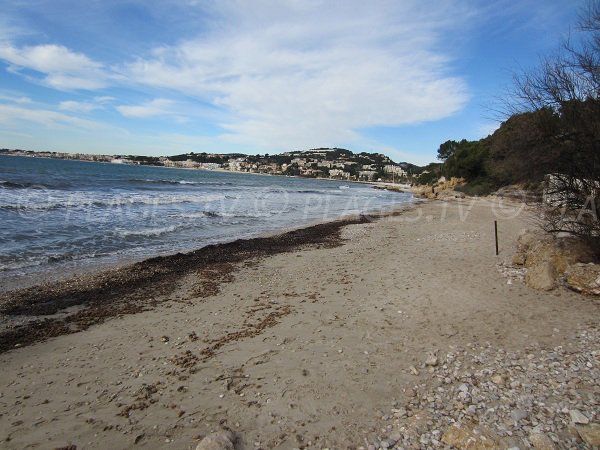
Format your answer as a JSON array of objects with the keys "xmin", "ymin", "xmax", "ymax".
[{"xmin": 0, "ymin": 155, "xmax": 412, "ymax": 289}]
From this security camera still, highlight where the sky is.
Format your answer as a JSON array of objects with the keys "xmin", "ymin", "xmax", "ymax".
[{"xmin": 0, "ymin": 0, "xmax": 585, "ymax": 165}]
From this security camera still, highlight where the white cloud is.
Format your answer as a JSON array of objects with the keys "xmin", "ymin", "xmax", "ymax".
[
  {"xmin": 0, "ymin": 93, "xmax": 32, "ymax": 104},
  {"xmin": 59, "ymin": 100, "xmax": 99, "ymax": 113},
  {"xmin": 120, "ymin": 0, "xmax": 471, "ymax": 150},
  {"xmin": 0, "ymin": 44, "xmax": 107, "ymax": 90},
  {"xmin": 0, "ymin": 0, "xmax": 477, "ymax": 155},
  {"xmin": 0, "ymin": 104, "xmax": 102, "ymax": 129},
  {"xmin": 116, "ymin": 98, "xmax": 179, "ymax": 119},
  {"xmin": 93, "ymin": 96, "xmax": 115, "ymax": 104}
]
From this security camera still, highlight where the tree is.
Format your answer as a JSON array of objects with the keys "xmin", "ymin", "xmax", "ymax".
[
  {"xmin": 486, "ymin": 108, "xmax": 560, "ymax": 185},
  {"xmin": 437, "ymin": 140, "xmax": 462, "ymax": 161},
  {"xmin": 442, "ymin": 139, "xmax": 489, "ymax": 180},
  {"xmin": 508, "ymin": 0, "xmax": 600, "ymax": 252}
]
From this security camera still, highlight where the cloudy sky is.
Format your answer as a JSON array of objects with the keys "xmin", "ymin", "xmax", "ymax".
[{"xmin": 0, "ymin": 0, "xmax": 582, "ymax": 164}]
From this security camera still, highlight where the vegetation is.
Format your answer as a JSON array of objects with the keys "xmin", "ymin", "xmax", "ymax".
[{"xmin": 432, "ymin": 0, "xmax": 600, "ymax": 252}]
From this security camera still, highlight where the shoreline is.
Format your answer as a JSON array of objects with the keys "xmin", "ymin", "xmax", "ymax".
[
  {"xmin": 0, "ymin": 197, "xmax": 413, "ymax": 293},
  {"xmin": 0, "ymin": 204, "xmax": 414, "ymax": 353}
]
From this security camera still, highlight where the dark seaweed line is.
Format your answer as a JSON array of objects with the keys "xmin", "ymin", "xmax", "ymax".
[{"xmin": 0, "ymin": 215, "xmax": 373, "ymax": 353}]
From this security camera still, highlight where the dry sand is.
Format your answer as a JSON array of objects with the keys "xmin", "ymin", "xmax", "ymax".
[{"xmin": 1, "ymin": 198, "xmax": 598, "ymax": 449}]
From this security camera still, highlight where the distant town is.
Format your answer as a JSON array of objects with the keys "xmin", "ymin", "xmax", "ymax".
[{"xmin": 1, "ymin": 147, "xmax": 424, "ymax": 183}]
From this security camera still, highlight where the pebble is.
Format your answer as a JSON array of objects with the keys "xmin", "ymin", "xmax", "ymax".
[
  {"xmin": 511, "ymin": 409, "xmax": 529, "ymax": 423},
  {"xmin": 569, "ymin": 409, "xmax": 589, "ymax": 425},
  {"xmin": 425, "ymin": 352, "xmax": 438, "ymax": 367}
]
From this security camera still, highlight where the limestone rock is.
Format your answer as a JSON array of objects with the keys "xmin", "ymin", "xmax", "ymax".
[
  {"xmin": 575, "ymin": 423, "xmax": 600, "ymax": 446},
  {"xmin": 441, "ymin": 424, "xmax": 502, "ymax": 449},
  {"xmin": 510, "ymin": 409, "xmax": 528, "ymax": 423},
  {"xmin": 517, "ymin": 229, "xmax": 545, "ymax": 253},
  {"xmin": 524, "ymin": 236, "xmax": 593, "ymax": 272},
  {"xmin": 512, "ymin": 252, "xmax": 526, "ymax": 266},
  {"xmin": 565, "ymin": 263, "xmax": 600, "ymax": 296},
  {"xmin": 569, "ymin": 409, "xmax": 589, "ymax": 425},
  {"xmin": 525, "ymin": 261, "xmax": 557, "ymax": 291},
  {"xmin": 528, "ymin": 432, "xmax": 556, "ymax": 450},
  {"xmin": 196, "ymin": 431, "xmax": 235, "ymax": 450},
  {"xmin": 490, "ymin": 374, "xmax": 504, "ymax": 385}
]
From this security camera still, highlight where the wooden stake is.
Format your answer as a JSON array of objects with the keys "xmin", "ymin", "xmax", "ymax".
[{"xmin": 494, "ymin": 220, "xmax": 499, "ymax": 256}]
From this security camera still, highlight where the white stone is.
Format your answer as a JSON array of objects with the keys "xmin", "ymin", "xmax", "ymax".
[{"xmin": 569, "ymin": 409, "xmax": 589, "ymax": 424}]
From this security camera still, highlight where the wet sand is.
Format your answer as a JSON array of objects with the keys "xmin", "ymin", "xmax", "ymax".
[{"xmin": 0, "ymin": 198, "xmax": 598, "ymax": 449}]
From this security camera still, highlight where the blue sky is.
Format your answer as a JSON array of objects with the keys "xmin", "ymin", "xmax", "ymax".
[{"xmin": 0, "ymin": 0, "xmax": 584, "ymax": 165}]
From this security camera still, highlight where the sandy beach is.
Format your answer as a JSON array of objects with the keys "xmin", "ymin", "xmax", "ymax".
[{"xmin": 1, "ymin": 198, "xmax": 599, "ymax": 449}]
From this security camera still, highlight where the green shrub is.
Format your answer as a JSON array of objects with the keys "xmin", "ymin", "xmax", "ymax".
[{"xmin": 454, "ymin": 179, "xmax": 496, "ymax": 196}]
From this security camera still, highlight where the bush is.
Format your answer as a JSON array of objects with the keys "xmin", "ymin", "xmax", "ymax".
[
  {"xmin": 416, "ymin": 171, "xmax": 439, "ymax": 185},
  {"xmin": 454, "ymin": 180, "xmax": 496, "ymax": 197}
]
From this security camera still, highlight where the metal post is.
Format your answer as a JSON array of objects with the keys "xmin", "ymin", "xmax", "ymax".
[{"xmin": 494, "ymin": 220, "xmax": 499, "ymax": 256}]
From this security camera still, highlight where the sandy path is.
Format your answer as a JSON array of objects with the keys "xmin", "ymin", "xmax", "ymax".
[{"xmin": 1, "ymin": 198, "xmax": 598, "ymax": 449}]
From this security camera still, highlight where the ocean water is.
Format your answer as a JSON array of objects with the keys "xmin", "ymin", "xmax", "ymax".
[{"xmin": 0, "ymin": 155, "xmax": 412, "ymax": 287}]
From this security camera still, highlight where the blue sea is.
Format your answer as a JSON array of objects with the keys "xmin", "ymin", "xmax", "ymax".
[{"xmin": 0, "ymin": 155, "xmax": 411, "ymax": 288}]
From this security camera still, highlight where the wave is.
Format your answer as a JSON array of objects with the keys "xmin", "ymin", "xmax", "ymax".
[
  {"xmin": 0, "ymin": 181, "xmax": 47, "ymax": 190},
  {"xmin": 173, "ymin": 206, "xmax": 298, "ymax": 220},
  {"xmin": 0, "ymin": 180, "xmax": 75, "ymax": 190},
  {"xmin": 296, "ymin": 189, "xmax": 333, "ymax": 194},
  {"xmin": 114, "ymin": 224, "xmax": 183, "ymax": 238},
  {"xmin": 128, "ymin": 178, "xmax": 233, "ymax": 186},
  {"xmin": 0, "ymin": 193, "xmax": 226, "ymax": 212}
]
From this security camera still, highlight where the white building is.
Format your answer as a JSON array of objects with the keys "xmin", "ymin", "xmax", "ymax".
[
  {"xmin": 383, "ymin": 165, "xmax": 407, "ymax": 176},
  {"xmin": 358, "ymin": 170, "xmax": 377, "ymax": 180}
]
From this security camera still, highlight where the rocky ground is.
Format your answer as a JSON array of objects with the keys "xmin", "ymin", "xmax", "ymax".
[{"xmin": 360, "ymin": 326, "xmax": 600, "ymax": 450}]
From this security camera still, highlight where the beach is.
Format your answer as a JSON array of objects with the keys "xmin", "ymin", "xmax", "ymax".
[{"xmin": 1, "ymin": 198, "xmax": 599, "ymax": 449}]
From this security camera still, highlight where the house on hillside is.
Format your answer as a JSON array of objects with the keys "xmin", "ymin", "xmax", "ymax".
[
  {"xmin": 384, "ymin": 165, "xmax": 407, "ymax": 177},
  {"xmin": 358, "ymin": 170, "xmax": 377, "ymax": 180}
]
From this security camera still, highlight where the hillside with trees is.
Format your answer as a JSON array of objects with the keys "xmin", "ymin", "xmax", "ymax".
[{"xmin": 430, "ymin": 0, "xmax": 600, "ymax": 251}]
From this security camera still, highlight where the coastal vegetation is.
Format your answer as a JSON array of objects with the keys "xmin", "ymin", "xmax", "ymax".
[{"xmin": 433, "ymin": 0, "xmax": 600, "ymax": 251}]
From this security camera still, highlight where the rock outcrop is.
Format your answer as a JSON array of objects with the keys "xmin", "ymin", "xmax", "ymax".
[
  {"xmin": 512, "ymin": 229, "xmax": 598, "ymax": 293},
  {"xmin": 525, "ymin": 261, "xmax": 557, "ymax": 291},
  {"xmin": 564, "ymin": 263, "xmax": 600, "ymax": 295},
  {"xmin": 411, "ymin": 177, "xmax": 466, "ymax": 200}
]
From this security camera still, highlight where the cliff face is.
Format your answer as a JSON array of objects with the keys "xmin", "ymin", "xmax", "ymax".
[{"xmin": 411, "ymin": 177, "xmax": 465, "ymax": 199}]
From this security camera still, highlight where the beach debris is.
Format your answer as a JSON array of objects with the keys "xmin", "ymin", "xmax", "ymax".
[
  {"xmin": 0, "ymin": 216, "xmax": 362, "ymax": 354},
  {"xmin": 195, "ymin": 430, "xmax": 235, "ymax": 450},
  {"xmin": 161, "ymin": 335, "xmax": 169, "ymax": 343}
]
